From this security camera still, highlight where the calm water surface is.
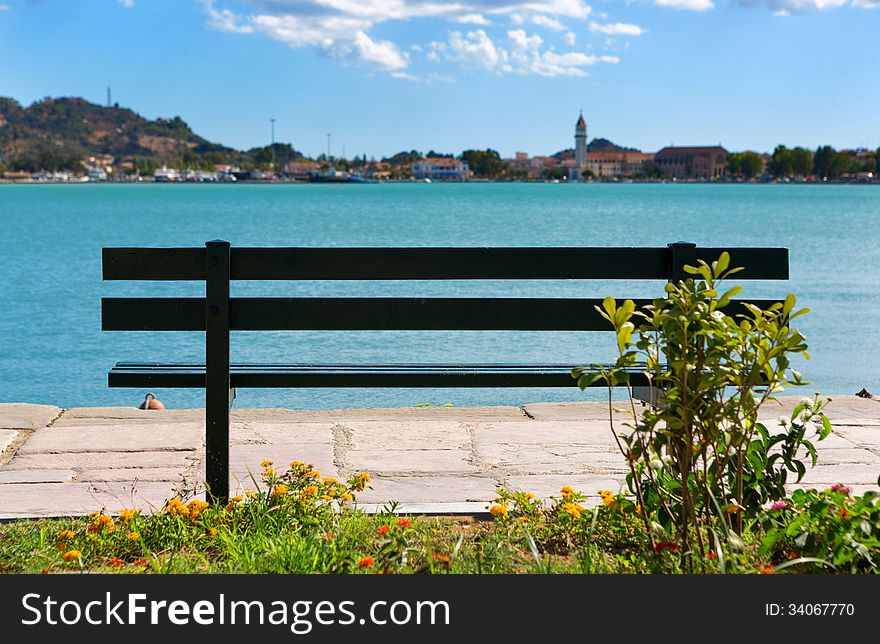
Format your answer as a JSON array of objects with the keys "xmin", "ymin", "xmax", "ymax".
[{"xmin": 1, "ymin": 183, "xmax": 878, "ymax": 409}]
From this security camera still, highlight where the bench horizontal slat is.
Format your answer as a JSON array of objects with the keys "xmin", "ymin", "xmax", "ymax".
[
  {"xmin": 103, "ymin": 247, "xmax": 789, "ymax": 281},
  {"xmin": 108, "ymin": 363, "xmax": 652, "ymax": 388},
  {"xmin": 102, "ymin": 297, "xmax": 782, "ymax": 331}
]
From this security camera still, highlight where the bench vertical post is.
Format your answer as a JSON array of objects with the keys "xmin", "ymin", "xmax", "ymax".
[
  {"xmin": 205, "ymin": 240, "xmax": 231, "ymax": 502},
  {"xmin": 668, "ymin": 241, "xmax": 697, "ymax": 282}
]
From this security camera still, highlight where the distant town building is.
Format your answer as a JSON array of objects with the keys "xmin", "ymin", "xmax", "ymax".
[
  {"xmin": 412, "ymin": 157, "xmax": 470, "ymax": 181},
  {"xmin": 283, "ymin": 160, "xmax": 321, "ymax": 180},
  {"xmin": 586, "ymin": 152, "xmax": 655, "ymax": 178},
  {"xmin": 569, "ymin": 112, "xmax": 587, "ymax": 182},
  {"xmin": 654, "ymin": 146, "xmax": 728, "ymax": 179}
]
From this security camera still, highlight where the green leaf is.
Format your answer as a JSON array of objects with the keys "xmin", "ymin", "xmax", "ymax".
[{"xmin": 714, "ymin": 251, "xmax": 730, "ymax": 276}]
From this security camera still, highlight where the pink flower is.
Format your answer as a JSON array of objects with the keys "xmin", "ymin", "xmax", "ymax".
[
  {"xmin": 830, "ymin": 483, "xmax": 852, "ymax": 495},
  {"xmin": 767, "ymin": 500, "xmax": 788, "ymax": 511}
]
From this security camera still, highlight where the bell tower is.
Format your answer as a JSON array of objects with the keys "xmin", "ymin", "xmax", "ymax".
[{"xmin": 571, "ymin": 111, "xmax": 587, "ymax": 182}]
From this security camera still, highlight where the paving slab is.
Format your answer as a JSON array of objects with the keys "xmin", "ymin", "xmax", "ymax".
[
  {"xmin": 17, "ymin": 422, "xmax": 203, "ymax": 454},
  {"xmin": 357, "ymin": 476, "xmax": 499, "ymax": 504},
  {"xmin": 77, "ymin": 468, "xmax": 187, "ymax": 483},
  {"xmin": 0, "ymin": 429, "xmax": 17, "ymax": 453},
  {"xmin": 344, "ymin": 421, "xmax": 471, "ymax": 451},
  {"xmin": 0, "ymin": 396, "xmax": 877, "ymax": 517},
  {"xmin": 0, "ymin": 469, "xmax": 74, "ymax": 484},
  {"xmin": 0, "ymin": 403, "xmax": 62, "ymax": 430},
  {"xmin": 0, "ymin": 482, "xmax": 177, "ymax": 519},
  {"xmin": 1, "ymin": 450, "xmax": 198, "ymax": 471}
]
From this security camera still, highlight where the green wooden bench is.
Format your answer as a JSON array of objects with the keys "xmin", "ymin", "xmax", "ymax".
[{"xmin": 102, "ymin": 241, "xmax": 788, "ymax": 500}]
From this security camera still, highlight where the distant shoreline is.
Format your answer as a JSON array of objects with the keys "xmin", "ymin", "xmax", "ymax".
[{"xmin": 1, "ymin": 178, "xmax": 877, "ymax": 186}]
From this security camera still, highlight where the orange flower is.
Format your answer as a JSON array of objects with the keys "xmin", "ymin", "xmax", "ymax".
[
  {"xmin": 260, "ymin": 460, "xmax": 274, "ymax": 468},
  {"xmin": 377, "ymin": 525, "xmax": 390, "ymax": 537},
  {"xmin": 358, "ymin": 556, "xmax": 375, "ymax": 568},
  {"xmin": 561, "ymin": 485, "xmax": 575, "ymax": 498},
  {"xmin": 396, "ymin": 518, "xmax": 413, "ymax": 530},
  {"xmin": 118, "ymin": 509, "xmax": 139, "ymax": 522},
  {"xmin": 208, "ymin": 528, "xmax": 219, "ymax": 537},
  {"xmin": 561, "ymin": 502, "xmax": 583, "ymax": 519},
  {"xmin": 126, "ymin": 532, "xmax": 140, "ymax": 541},
  {"xmin": 57, "ymin": 530, "xmax": 75, "ymax": 541},
  {"xmin": 62, "ymin": 550, "xmax": 82, "ymax": 562},
  {"xmin": 273, "ymin": 484, "xmax": 289, "ymax": 497},
  {"xmin": 308, "ymin": 470, "xmax": 321, "ymax": 479},
  {"xmin": 109, "ymin": 556, "xmax": 123, "ymax": 568},
  {"xmin": 358, "ymin": 472, "xmax": 371, "ymax": 483},
  {"xmin": 760, "ymin": 565, "xmax": 777, "ymax": 575},
  {"xmin": 340, "ymin": 493, "xmax": 353, "ymax": 502},
  {"xmin": 302, "ymin": 485, "xmax": 319, "ymax": 497},
  {"xmin": 489, "ymin": 504, "xmax": 508, "ymax": 517},
  {"xmin": 707, "ymin": 552, "xmax": 718, "ymax": 561}
]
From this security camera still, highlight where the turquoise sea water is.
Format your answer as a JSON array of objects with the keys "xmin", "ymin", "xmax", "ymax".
[{"xmin": 1, "ymin": 183, "xmax": 878, "ymax": 409}]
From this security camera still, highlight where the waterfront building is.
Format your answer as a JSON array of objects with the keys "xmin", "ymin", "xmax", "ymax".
[
  {"xmin": 654, "ymin": 146, "xmax": 728, "ymax": 179},
  {"xmin": 586, "ymin": 152, "xmax": 655, "ymax": 178},
  {"xmin": 283, "ymin": 160, "xmax": 321, "ymax": 180},
  {"xmin": 412, "ymin": 157, "xmax": 471, "ymax": 181},
  {"xmin": 569, "ymin": 112, "xmax": 588, "ymax": 182}
]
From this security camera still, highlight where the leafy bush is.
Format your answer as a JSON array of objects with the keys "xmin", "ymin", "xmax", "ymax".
[
  {"xmin": 758, "ymin": 486, "xmax": 880, "ymax": 573},
  {"xmin": 573, "ymin": 253, "xmax": 829, "ymax": 559}
]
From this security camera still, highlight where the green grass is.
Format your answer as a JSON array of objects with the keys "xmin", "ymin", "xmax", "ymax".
[{"xmin": 1, "ymin": 462, "xmax": 875, "ymax": 574}]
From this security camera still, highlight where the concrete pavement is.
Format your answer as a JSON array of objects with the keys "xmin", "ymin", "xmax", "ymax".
[{"xmin": 1, "ymin": 396, "xmax": 878, "ymax": 519}]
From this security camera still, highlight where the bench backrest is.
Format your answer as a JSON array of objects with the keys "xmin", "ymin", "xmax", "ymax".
[{"xmin": 103, "ymin": 241, "xmax": 789, "ymax": 334}]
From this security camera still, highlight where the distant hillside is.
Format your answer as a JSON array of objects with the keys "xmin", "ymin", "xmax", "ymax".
[
  {"xmin": 553, "ymin": 138, "xmax": 641, "ymax": 159},
  {"xmin": 0, "ymin": 96, "xmax": 304, "ymax": 172}
]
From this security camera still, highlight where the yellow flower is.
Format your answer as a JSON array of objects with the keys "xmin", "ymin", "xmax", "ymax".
[
  {"xmin": 489, "ymin": 504, "xmax": 508, "ymax": 517},
  {"xmin": 260, "ymin": 460, "xmax": 274, "ymax": 467},
  {"xmin": 322, "ymin": 477, "xmax": 338, "ymax": 485},
  {"xmin": 562, "ymin": 502, "xmax": 583, "ymax": 519},
  {"xmin": 62, "ymin": 550, "xmax": 82, "ymax": 562},
  {"xmin": 340, "ymin": 493, "xmax": 353, "ymax": 502},
  {"xmin": 525, "ymin": 492, "xmax": 535, "ymax": 500},
  {"xmin": 127, "ymin": 532, "xmax": 140, "ymax": 541},
  {"xmin": 263, "ymin": 467, "xmax": 278, "ymax": 478},
  {"xmin": 57, "ymin": 530, "xmax": 75, "ymax": 541},
  {"xmin": 273, "ymin": 484, "xmax": 289, "ymax": 497},
  {"xmin": 302, "ymin": 485, "xmax": 319, "ymax": 497},
  {"xmin": 561, "ymin": 485, "xmax": 575, "ymax": 499},
  {"xmin": 308, "ymin": 469, "xmax": 321, "ymax": 479},
  {"xmin": 167, "ymin": 498, "xmax": 190, "ymax": 516},
  {"xmin": 118, "ymin": 509, "xmax": 138, "ymax": 522},
  {"xmin": 290, "ymin": 460, "xmax": 302, "ymax": 469},
  {"xmin": 358, "ymin": 472, "xmax": 371, "ymax": 483},
  {"xmin": 208, "ymin": 528, "xmax": 219, "ymax": 537}
]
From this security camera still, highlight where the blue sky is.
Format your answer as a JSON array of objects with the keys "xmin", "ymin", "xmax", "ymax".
[{"xmin": 1, "ymin": 0, "xmax": 878, "ymax": 158}]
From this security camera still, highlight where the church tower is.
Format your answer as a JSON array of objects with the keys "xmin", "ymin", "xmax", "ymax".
[{"xmin": 570, "ymin": 111, "xmax": 587, "ymax": 182}]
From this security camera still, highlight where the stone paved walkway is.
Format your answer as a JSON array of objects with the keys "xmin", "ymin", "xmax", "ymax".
[{"xmin": 1, "ymin": 396, "xmax": 878, "ymax": 519}]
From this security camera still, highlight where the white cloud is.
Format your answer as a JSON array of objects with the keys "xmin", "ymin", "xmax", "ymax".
[
  {"xmin": 352, "ymin": 32, "xmax": 409, "ymax": 70},
  {"xmin": 119, "ymin": 0, "xmax": 135, "ymax": 7},
  {"xmin": 204, "ymin": 0, "xmax": 607, "ymax": 77},
  {"xmin": 439, "ymin": 27, "xmax": 615, "ymax": 76},
  {"xmin": 0, "ymin": 4, "xmax": 10, "ymax": 11},
  {"xmin": 654, "ymin": 0, "xmax": 715, "ymax": 10},
  {"xmin": 530, "ymin": 14, "xmax": 566, "ymax": 29},
  {"xmin": 589, "ymin": 21, "xmax": 646, "ymax": 35},
  {"xmin": 454, "ymin": 13, "xmax": 492, "ymax": 25}
]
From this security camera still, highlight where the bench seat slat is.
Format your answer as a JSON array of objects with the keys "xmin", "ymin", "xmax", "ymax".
[{"xmin": 108, "ymin": 363, "xmax": 652, "ymax": 388}]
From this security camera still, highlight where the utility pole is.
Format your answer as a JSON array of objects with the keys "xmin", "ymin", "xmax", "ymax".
[
  {"xmin": 107, "ymin": 87, "xmax": 111, "ymax": 108},
  {"xmin": 270, "ymin": 118, "xmax": 276, "ymax": 174}
]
